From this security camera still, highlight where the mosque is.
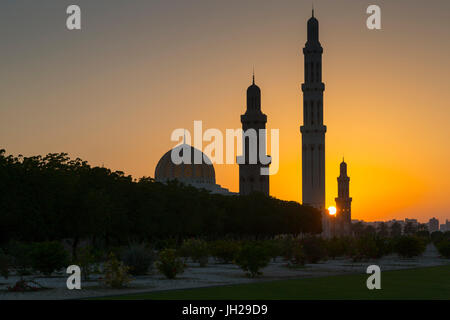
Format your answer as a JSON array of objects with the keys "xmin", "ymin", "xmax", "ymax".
[{"xmin": 154, "ymin": 10, "xmax": 352, "ymax": 235}]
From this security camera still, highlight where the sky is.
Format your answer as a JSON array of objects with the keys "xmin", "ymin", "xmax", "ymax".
[{"xmin": 1, "ymin": 0, "xmax": 449, "ymax": 223}]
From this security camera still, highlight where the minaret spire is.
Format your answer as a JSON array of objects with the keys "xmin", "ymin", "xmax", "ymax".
[{"xmin": 252, "ymin": 67, "xmax": 255, "ymax": 85}]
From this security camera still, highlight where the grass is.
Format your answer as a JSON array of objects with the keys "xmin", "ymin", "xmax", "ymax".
[{"xmin": 102, "ymin": 265, "xmax": 450, "ymax": 300}]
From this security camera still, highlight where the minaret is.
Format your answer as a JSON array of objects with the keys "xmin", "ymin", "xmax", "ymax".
[
  {"xmin": 239, "ymin": 74, "xmax": 270, "ymax": 195},
  {"xmin": 335, "ymin": 159, "xmax": 352, "ymax": 235},
  {"xmin": 300, "ymin": 10, "xmax": 326, "ymax": 210}
]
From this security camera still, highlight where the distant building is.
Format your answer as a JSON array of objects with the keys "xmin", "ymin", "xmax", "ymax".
[
  {"xmin": 428, "ymin": 217, "xmax": 439, "ymax": 233},
  {"xmin": 239, "ymin": 75, "xmax": 270, "ymax": 196},
  {"xmin": 441, "ymin": 219, "xmax": 450, "ymax": 232},
  {"xmin": 335, "ymin": 159, "xmax": 352, "ymax": 236}
]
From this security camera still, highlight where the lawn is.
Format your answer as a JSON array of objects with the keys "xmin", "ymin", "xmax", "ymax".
[{"xmin": 104, "ymin": 265, "xmax": 450, "ymax": 300}]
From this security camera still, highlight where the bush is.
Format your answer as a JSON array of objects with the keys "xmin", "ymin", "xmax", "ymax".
[
  {"xmin": 156, "ymin": 249, "xmax": 185, "ymax": 279},
  {"xmin": 277, "ymin": 236, "xmax": 297, "ymax": 262},
  {"xmin": 326, "ymin": 237, "xmax": 348, "ymax": 259},
  {"xmin": 103, "ymin": 253, "xmax": 131, "ymax": 288},
  {"xmin": 8, "ymin": 242, "xmax": 33, "ymax": 277},
  {"xmin": 30, "ymin": 241, "xmax": 69, "ymax": 276},
  {"xmin": 301, "ymin": 237, "xmax": 327, "ymax": 263},
  {"xmin": 210, "ymin": 240, "xmax": 240, "ymax": 264},
  {"xmin": 288, "ymin": 245, "xmax": 305, "ymax": 267},
  {"xmin": 234, "ymin": 242, "xmax": 271, "ymax": 277},
  {"xmin": 351, "ymin": 236, "xmax": 391, "ymax": 261},
  {"xmin": 179, "ymin": 239, "xmax": 209, "ymax": 267},
  {"xmin": 121, "ymin": 243, "xmax": 155, "ymax": 275},
  {"xmin": 76, "ymin": 246, "xmax": 99, "ymax": 280},
  {"xmin": 0, "ymin": 249, "xmax": 10, "ymax": 279},
  {"xmin": 394, "ymin": 236, "xmax": 426, "ymax": 258},
  {"xmin": 436, "ymin": 240, "xmax": 450, "ymax": 258}
]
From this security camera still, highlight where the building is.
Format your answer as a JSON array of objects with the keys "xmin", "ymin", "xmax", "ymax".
[
  {"xmin": 301, "ymin": 9, "xmax": 326, "ymax": 211},
  {"xmin": 335, "ymin": 159, "xmax": 352, "ymax": 235},
  {"xmin": 300, "ymin": 10, "xmax": 328, "ymax": 235},
  {"xmin": 428, "ymin": 217, "xmax": 439, "ymax": 233},
  {"xmin": 239, "ymin": 75, "xmax": 270, "ymax": 195},
  {"xmin": 155, "ymin": 143, "xmax": 234, "ymax": 195},
  {"xmin": 440, "ymin": 219, "xmax": 450, "ymax": 232}
]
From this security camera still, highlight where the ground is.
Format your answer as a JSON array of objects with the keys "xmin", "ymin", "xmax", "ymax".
[
  {"xmin": 105, "ymin": 265, "xmax": 450, "ymax": 300},
  {"xmin": 0, "ymin": 244, "xmax": 449, "ymax": 300}
]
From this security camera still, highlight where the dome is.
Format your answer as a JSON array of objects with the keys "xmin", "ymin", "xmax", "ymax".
[{"xmin": 155, "ymin": 144, "xmax": 215, "ymax": 185}]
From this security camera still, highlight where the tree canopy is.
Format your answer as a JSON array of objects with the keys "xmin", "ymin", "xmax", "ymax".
[{"xmin": 0, "ymin": 150, "xmax": 322, "ymax": 247}]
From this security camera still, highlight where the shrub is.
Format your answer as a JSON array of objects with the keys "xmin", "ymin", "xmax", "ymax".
[
  {"xmin": 278, "ymin": 236, "xmax": 297, "ymax": 262},
  {"xmin": 0, "ymin": 249, "xmax": 10, "ymax": 279},
  {"xmin": 234, "ymin": 242, "xmax": 271, "ymax": 277},
  {"xmin": 76, "ymin": 246, "xmax": 98, "ymax": 280},
  {"xmin": 288, "ymin": 244, "xmax": 305, "ymax": 267},
  {"xmin": 436, "ymin": 240, "xmax": 450, "ymax": 258},
  {"xmin": 301, "ymin": 237, "xmax": 327, "ymax": 263},
  {"xmin": 326, "ymin": 237, "xmax": 347, "ymax": 259},
  {"xmin": 30, "ymin": 241, "xmax": 69, "ymax": 276},
  {"xmin": 260, "ymin": 240, "xmax": 279, "ymax": 262},
  {"xmin": 394, "ymin": 236, "xmax": 426, "ymax": 258},
  {"xmin": 179, "ymin": 239, "xmax": 209, "ymax": 267},
  {"xmin": 121, "ymin": 243, "xmax": 155, "ymax": 275},
  {"xmin": 210, "ymin": 240, "xmax": 240, "ymax": 264},
  {"xmin": 351, "ymin": 236, "xmax": 391, "ymax": 261},
  {"xmin": 156, "ymin": 249, "xmax": 185, "ymax": 279},
  {"xmin": 103, "ymin": 253, "xmax": 131, "ymax": 288},
  {"xmin": 8, "ymin": 242, "xmax": 33, "ymax": 277}
]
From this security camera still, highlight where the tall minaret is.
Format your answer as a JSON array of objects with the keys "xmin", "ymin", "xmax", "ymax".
[
  {"xmin": 301, "ymin": 10, "xmax": 326, "ymax": 210},
  {"xmin": 335, "ymin": 159, "xmax": 352, "ymax": 235},
  {"xmin": 239, "ymin": 75, "xmax": 270, "ymax": 195}
]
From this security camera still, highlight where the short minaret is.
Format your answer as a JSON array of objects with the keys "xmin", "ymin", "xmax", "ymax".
[
  {"xmin": 300, "ymin": 10, "xmax": 326, "ymax": 210},
  {"xmin": 239, "ymin": 75, "xmax": 270, "ymax": 195},
  {"xmin": 335, "ymin": 159, "xmax": 352, "ymax": 235}
]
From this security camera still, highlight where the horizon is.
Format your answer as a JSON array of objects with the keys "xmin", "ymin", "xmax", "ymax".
[{"xmin": 1, "ymin": 0, "xmax": 449, "ymax": 223}]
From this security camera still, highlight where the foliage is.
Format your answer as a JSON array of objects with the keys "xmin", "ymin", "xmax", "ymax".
[
  {"xmin": 156, "ymin": 249, "xmax": 185, "ymax": 279},
  {"xmin": 121, "ymin": 243, "xmax": 155, "ymax": 275},
  {"xmin": 30, "ymin": 241, "xmax": 69, "ymax": 276},
  {"xmin": 8, "ymin": 242, "xmax": 34, "ymax": 277},
  {"xmin": 234, "ymin": 242, "xmax": 271, "ymax": 277},
  {"xmin": 394, "ymin": 236, "xmax": 426, "ymax": 258},
  {"xmin": 76, "ymin": 246, "xmax": 99, "ymax": 280},
  {"xmin": 326, "ymin": 237, "xmax": 350, "ymax": 259},
  {"xmin": 262, "ymin": 240, "xmax": 280, "ymax": 262},
  {"xmin": 179, "ymin": 239, "xmax": 209, "ymax": 267},
  {"xmin": 0, "ymin": 249, "xmax": 10, "ymax": 279},
  {"xmin": 301, "ymin": 237, "xmax": 327, "ymax": 263},
  {"xmin": 103, "ymin": 253, "xmax": 131, "ymax": 288},
  {"xmin": 209, "ymin": 240, "xmax": 240, "ymax": 264},
  {"xmin": 287, "ymin": 244, "xmax": 305, "ymax": 267},
  {"xmin": 277, "ymin": 236, "xmax": 297, "ymax": 261},
  {"xmin": 0, "ymin": 149, "xmax": 322, "ymax": 249},
  {"xmin": 435, "ymin": 240, "xmax": 450, "ymax": 258},
  {"xmin": 350, "ymin": 235, "xmax": 390, "ymax": 261}
]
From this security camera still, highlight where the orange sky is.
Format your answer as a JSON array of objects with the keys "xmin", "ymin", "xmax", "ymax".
[{"xmin": 1, "ymin": 0, "xmax": 449, "ymax": 223}]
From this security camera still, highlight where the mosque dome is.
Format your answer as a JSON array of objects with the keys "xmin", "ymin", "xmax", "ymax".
[{"xmin": 154, "ymin": 144, "xmax": 215, "ymax": 185}]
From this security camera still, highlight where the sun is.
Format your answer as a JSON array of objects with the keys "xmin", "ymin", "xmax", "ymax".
[{"xmin": 328, "ymin": 206, "xmax": 337, "ymax": 215}]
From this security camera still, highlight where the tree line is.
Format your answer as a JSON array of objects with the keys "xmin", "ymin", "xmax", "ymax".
[{"xmin": 0, "ymin": 149, "xmax": 322, "ymax": 254}]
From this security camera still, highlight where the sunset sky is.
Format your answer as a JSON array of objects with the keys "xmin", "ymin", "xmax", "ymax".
[{"xmin": 1, "ymin": 0, "xmax": 449, "ymax": 223}]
